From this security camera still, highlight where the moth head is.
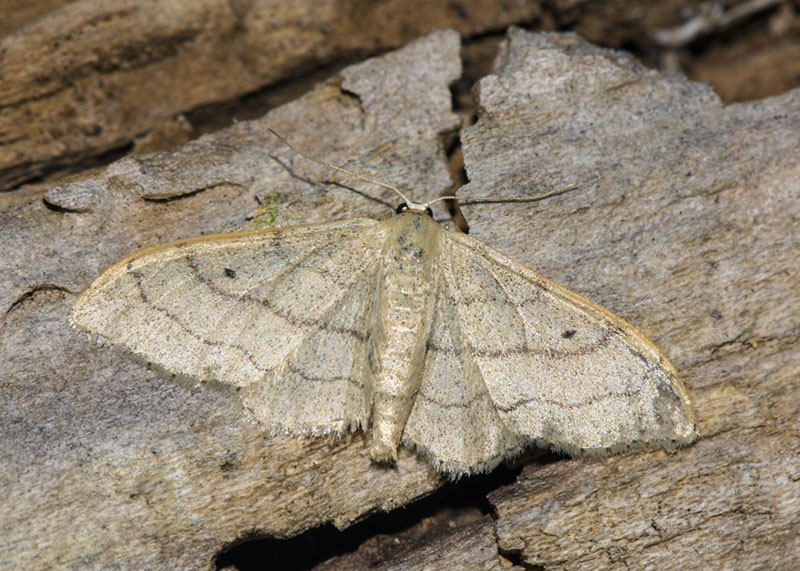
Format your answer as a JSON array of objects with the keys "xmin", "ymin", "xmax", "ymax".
[{"xmin": 396, "ymin": 202, "xmax": 434, "ymax": 218}]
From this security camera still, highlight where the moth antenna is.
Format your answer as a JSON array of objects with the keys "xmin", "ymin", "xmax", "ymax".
[
  {"xmin": 426, "ymin": 182, "xmax": 579, "ymax": 208},
  {"xmin": 267, "ymin": 127, "xmax": 414, "ymax": 206}
]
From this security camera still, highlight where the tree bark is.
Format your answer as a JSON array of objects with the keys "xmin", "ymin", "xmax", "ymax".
[
  {"xmin": 1, "ymin": 26, "xmax": 798, "ymax": 570},
  {"xmin": 0, "ymin": 0, "xmax": 544, "ymax": 191}
]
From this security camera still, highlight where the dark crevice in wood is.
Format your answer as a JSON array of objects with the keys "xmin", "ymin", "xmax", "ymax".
[{"xmin": 215, "ymin": 463, "xmax": 521, "ymax": 570}]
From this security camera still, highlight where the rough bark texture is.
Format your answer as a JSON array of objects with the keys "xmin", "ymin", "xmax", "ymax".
[
  {"xmin": 0, "ymin": 0, "xmax": 543, "ymax": 191},
  {"xmin": 315, "ymin": 510, "xmax": 509, "ymax": 570},
  {"xmin": 4, "ymin": 1, "xmax": 797, "ymax": 193},
  {"xmin": 1, "ymin": 24, "xmax": 798, "ymax": 571}
]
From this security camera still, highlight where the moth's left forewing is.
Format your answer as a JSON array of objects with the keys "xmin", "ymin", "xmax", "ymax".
[
  {"xmin": 71, "ymin": 218, "xmax": 384, "ymax": 394},
  {"xmin": 439, "ymin": 230, "xmax": 697, "ymax": 457}
]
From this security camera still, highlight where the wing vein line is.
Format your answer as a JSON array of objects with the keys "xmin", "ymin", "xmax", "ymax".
[
  {"xmin": 181, "ymin": 234, "xmax": 371, "ymax": 340},
  {"xmin": 438, "ymin": 241, "xmax": 504, "ymax": 418},
  {"xmin": 445, "ymin": 238, "xmax": 618, "ymax": 358},
  {"xmin": 181, "ymin": 230, "xmax": 353, "ymax": 339},
  {"xmin": 480, "ymin": 254, "xmax": 532, "ymax": 358},
  {"xmin": 130, "ymin": 269, "xmax": 266, "ymax": 374},
  {"xmin": 275, "ymin": 260, "xmax": 380, "ymax": 392}
]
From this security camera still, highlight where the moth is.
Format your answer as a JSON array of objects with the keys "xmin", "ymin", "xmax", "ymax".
[{"xmin": 72, "ymin": 133, "xmax": 696, "ymax": 476}]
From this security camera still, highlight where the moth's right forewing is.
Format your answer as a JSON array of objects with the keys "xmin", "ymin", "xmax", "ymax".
[
  {"xmin": 402, "ymin": 256, "xmax": 521, "ymax": 475},
  {"xmin": 437, "ymin": 230, "xmax": 696, "ymax": 457}
]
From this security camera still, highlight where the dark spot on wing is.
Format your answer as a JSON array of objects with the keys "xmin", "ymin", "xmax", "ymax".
[
  {"xmin": 224, "ymin": 268, "xmax": 237, "ymax": 279},
  {"xmin": 562, "ymin": 329, "xmax": 576, "ymax": 339}
]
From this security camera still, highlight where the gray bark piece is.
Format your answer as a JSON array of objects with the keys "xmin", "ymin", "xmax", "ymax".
[
  {"xmin": 0, "ymin": 0, "xmax": 542, "ymax": 191},
  {"xmin": 461, "ymin": 28, "xmax": 799, "ymax": 569},
  {"xmin": 0, "ymin": 30, "xmax": 460, "ymax": 570}
]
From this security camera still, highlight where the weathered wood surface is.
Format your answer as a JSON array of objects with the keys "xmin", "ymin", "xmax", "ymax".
[
  {"xmin": 0, "ymin": 0, "xmax": 543, "ymax": 192},
  {"xmin": 314, "ymin": 509, "xmax": 510, "ymax": 571},
  {"xmin": 6, "ymin": 0, "xmax": 791, "ymax": 194},
  {"xmin": 1, "ymin": 26, "xmax": 798, "ymax": 570}
]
